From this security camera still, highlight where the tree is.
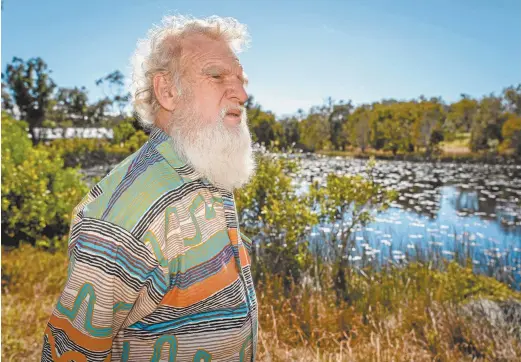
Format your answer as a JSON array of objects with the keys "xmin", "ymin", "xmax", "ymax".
[
  {"xmin": 328, "ymin": 99, "xmax": 353, "ymax": 150},
  {"xmin": 95, "ymin": 70, "xmax": 131, "ymax": 120},
  {"xmin": 246, "ymin": 98, "xmax": 284, "ymax": 148},
  {"xmin": 1, "ymin": 113, "xmax": 88, "ymax": 248},
  {"xmin": 279, "ymin": 116, "xmax": 300, "ymax": 149},
  {"xmin": 413, "ymin": 99, "xmax": 445, "ymax": 155},
  {"xmin": 502, "ymin": 84, "xmax": 521, "ymax": 116},
  {"xmin": 345, "ymin": 105, "xmax": 371, "ymax": 152},
  {"xmin": 1, "ymin": 81, "xmax": 14, "ymax": 115},
  {"xmin": 501, "ymin": 115, "xmax": 521, "ymax": 155},
  {"xmin": 2, "ymin": 57, "xmax": 57, "ymax": 143},
  {"xmin": 446, "ymin": 95, "xmax": 478, "ymax": 136},
  {"xmin": 299, "ymin": 108, "xmax": 331, "ymax": 151},
  {"xmin": 470, "ymin": 95, "xmax": 506, "ymax": 152},
  {"xmin": 49, "ymin": 86, "xmax": 89, "ymax": 125},
  {"xmin": 371, "ymin": 102, "xmax": 415, "ymax": 155}
]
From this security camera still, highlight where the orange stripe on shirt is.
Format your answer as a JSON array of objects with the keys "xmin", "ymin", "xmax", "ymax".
[
  {"xmin": 47, "ymin": 314, "xmax": 113, "ymax": 352},
  {"xmin": 161, "ymin": 258, "xmax": 239, "ymax": 308},
  {"xmin": 228, "ymin": 228, "xmax": 238, "ymax": 245},
  {"xmin": 239, "ymin": 245, "xmax": 251, "ymax": 267}
]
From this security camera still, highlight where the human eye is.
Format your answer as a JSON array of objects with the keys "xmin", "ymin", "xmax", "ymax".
[{"xmin": 204, "ymin": 67, "xmax": 225, "ymax": 81}]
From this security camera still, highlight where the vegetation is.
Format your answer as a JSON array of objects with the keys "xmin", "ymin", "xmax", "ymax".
[
  {"xmin": 246, "ymin": 88, "xmax": 521, "ymax": 160},
  {"xmin": 2, "ymin": 58, "xmax": 520, "ymax": 361},
  {"xmin": 1, "ymin": 114, "xmax": 88, "ymax": 249},
  {"xmin": 2, "ymin": 57, "xmax": 521, "ymax": 159},
  {"xmin": 3, "ymin": 241, "xmax": 520, "ymax": 361}
]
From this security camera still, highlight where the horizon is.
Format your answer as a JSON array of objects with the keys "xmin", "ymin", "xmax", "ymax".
[{"xmin": 2, "ymin": 0, "xmax": 520, "ymax": 118}]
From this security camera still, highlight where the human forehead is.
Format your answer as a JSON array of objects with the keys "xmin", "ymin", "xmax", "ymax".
[{"xmin": 182, "ymin": 35, "xmax": 244, "ymax": 72}]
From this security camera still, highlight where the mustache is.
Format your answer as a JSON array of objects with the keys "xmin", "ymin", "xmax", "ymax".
[{"xmin": 219, "ymin": 105, "xmax": 247, "ymax": 119}]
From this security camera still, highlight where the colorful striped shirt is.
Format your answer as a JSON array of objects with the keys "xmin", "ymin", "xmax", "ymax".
[{"xmin": 41, "ymin": 126, "xmax": 258, "ymax": 361}]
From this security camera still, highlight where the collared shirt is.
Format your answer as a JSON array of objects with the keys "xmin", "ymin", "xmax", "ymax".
[{"xmin": 41, "ymin": 126, "xmax": 258, "ymax": 362}]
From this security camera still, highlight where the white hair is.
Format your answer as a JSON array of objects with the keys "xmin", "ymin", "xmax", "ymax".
[
  {"xmin": 130, "ymin": 15, "xmax": 251, "ymax": 127},
  {"xmin": 168, "ymin": 104, "xmax": 255, "ymax": 191}
]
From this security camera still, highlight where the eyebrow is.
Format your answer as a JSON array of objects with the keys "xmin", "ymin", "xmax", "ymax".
[{"xmin": 202, "ymin": 63, "xmax": 248, "ymax": 85}]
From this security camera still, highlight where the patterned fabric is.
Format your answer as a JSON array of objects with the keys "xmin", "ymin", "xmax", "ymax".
[{"xmin": 41, "ymin": 126, "xmax": 258, "ymax": 362}]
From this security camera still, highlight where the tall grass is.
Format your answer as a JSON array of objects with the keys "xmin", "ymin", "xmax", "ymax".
[{"xmin": 2, "ymin": 244, "xmax": 520, "ymax": 361}]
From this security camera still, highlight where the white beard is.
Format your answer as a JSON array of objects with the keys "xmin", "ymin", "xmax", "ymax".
[{"xmin": 167, "ymin": 105, "xmax": 256, "ymax": 192}]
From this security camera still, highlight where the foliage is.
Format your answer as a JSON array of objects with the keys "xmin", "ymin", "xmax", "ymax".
[
  {"xmin": 501, "ymin": 114, "xmax": 521, "ymax": 155},
  {"xmin": 2, "ymin": 244, "xmax": 520, "ymax": 361},
  {"xmin": 256, "ymin": 261, "xmax": 520, "ymax": 361},
  {"xmin": 235, "ymin": 152, "xmax": 318, "ymax": 288},
  {"xmin": 112, "ymin": 120, "xmax": 137, "ymax": 144},
  {"xmin": 247, "ymin": 102, "xmax": 284, "ymax": 148},
  {"xmin": 49, "ymin": 86, "xmax": 89, "ymax": 125},
  {"xmin": 45, "ymin": 126, "xmax": 148, "ymax": 168},
  {"xmin": 1, "ymin": 113, "xmax": 88, "ymax": 249},
  {"xmin": 2, "ymin": 57, "xmax": 56, "ymax": 143},
  {"xmin": 2, "ymin": 55, "xmax": 520, "ymax": 158},
  {"xmin": 469, "ymin": 95, "xmax": 507, "ymax": 152},
  {"xmin": 1, "ymin": 58, "xmax": 132, "ymax": 134},
  {"xmin": 309, "ymin": 158, "xmax": 398, "ymax": 301},
  {"xmin": 344, "ymin": 106, "xmax": 371, "ymax": 152},
  {"xmin": 446, "ymin": 96, "xmax": 478, "ymax": 135},
  {"xmin": 299, "ymin": 112, "xmax": 331, "ymax": 151},
  {"xmin": 95, "ymin": 70, "xmax": 131, "ymax": 118},
  {"xmin": 235, "ymin": 152, "xmax": 397, "ymax": 296}
]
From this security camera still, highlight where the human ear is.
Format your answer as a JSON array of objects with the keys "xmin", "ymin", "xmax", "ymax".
[{"xmin": 153, "ymin": 73, "xmax": 178, "ymax": 111}]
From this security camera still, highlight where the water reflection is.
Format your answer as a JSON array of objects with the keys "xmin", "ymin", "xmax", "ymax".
[
  {"xmin": 292, "ymin": 154, "xmax": 521, "ymax": 288},
  {"xmin": 294, "ymin": 154, "xmax": 521, "ymax": 234}
]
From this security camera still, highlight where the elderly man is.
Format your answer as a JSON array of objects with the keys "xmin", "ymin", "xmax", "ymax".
[{"xmin": 42, "ymin": 15, "xmax": 258, "ymax": 362}]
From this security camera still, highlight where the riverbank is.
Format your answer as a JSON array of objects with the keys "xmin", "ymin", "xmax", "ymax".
[
  {"xmin": 2, "ymin": 244, "xmax": 520, "ymax": 361},
  {"xmin": 317, "ymin": 149, "xmax": 520, "ymax": 164}
]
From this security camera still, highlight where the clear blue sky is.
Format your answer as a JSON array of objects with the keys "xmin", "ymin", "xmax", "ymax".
[{"xmin": 2, "ymin": 0, "xmax": 520, "ymax": 117}]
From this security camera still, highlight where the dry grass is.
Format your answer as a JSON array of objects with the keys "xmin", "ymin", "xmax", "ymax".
[
  {"xmin": 2, "ymin": 245, "xmax": 521, "ymax": 361},
  {"xmin": 254, "ymin": 263, "xmax": 521, "ymax": 362},
  {"xmin": 1, "ymin": 245, "xmax": 68, "ymax": 361}
]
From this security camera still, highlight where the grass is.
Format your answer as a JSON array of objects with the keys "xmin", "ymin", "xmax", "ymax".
[
  {"xmin": 2, "ymin": 244, "xmax": 521, "ymax": 361},
  {"xmin": 317, "ymin": 133, "xmax": 521, "ymax": 163},
  {"xmin": 1, "ymin": 244, "xmax": 68, "ymax": 361},
  {"xmin": 439, "ymin": 132, "xmax": 471, "ymax": 154}
]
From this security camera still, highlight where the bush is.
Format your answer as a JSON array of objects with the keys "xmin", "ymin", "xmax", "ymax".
[
  {"xmin": 112, "ymin": 120, "xmax": 138, "ymax": 144},
  {"xmin": 235, "ymin": 152, "xmax": 397, "ymax": 294},
  {"xmin": 1, "ymin": 113, "xmax": 88, "ymax": 249},
  {"xmin": 237, "ymin": 152, "xmax": 318, "ymax": 289},
  {"xmin": 45, "ymin": 129, "xmax": 148, "ymax": 168},
  {"xmin": 501, "ymin": 115, "xmax": 521, "ymax": 155}
]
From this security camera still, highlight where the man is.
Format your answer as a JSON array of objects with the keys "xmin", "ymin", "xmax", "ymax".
[{"xmin": 42, "ymin": 15, "xmax": 258, "ymax": 362}]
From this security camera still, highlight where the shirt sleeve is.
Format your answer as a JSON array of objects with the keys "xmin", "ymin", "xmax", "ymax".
[
  {"xmin": 239, "ymin": 230, "xmax": 254, "ymax": 258},
  {"xmin": 41, "ymin": 217, "xmax": 169, "ymax": 362}
]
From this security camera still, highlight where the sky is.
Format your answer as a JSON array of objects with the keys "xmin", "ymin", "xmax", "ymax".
[{"xmin": 2, "ymin": 0, "xmax": 520, "ymax": 118}]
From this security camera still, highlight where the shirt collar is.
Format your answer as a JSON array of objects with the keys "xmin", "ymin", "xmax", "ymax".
[{"xmin": 148, "ymin": 126, "xmax": 205, "ymax": 184}]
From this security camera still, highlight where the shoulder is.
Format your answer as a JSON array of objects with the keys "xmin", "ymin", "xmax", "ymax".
[{"xmin": 79, "ymin": 139, "xmax": 188, "ymax": 239}]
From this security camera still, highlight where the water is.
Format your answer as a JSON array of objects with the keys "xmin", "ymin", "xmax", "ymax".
[
  {"xmin": 292, "ymin": 154, "xmax": 521, "ymax": 287},
  {"xmin": 83, "ymin": 153, "xmax": 521, "ymax": 287}
]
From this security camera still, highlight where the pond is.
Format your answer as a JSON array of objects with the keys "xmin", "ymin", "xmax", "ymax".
[
  {"xmin": 292, "ymin": 154, "xmax": 521, "ymax": 287},
  {"xmin": 82, "ymin": 153, "xmax": 521, "ymax": 287}
]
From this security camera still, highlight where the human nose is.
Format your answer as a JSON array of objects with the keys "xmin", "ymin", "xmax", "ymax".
[{"xmin": 228, "ymin": 77, "xmax": 248, "ymax": 105}]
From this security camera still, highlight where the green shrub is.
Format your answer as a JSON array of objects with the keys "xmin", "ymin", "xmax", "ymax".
[
  {"xmin": 45, "ymin": 129, "xmax": 148, "ymax": 168},
  {"xmin": 112, "ymin": 120, "xmax": 138, "ymax": 144},
  {"xmin": 235, "ymin": 152, "xmax": 318, "ymax": 288},
  {"xmin": 1, "ymin": 113, "xmax": 88, "ymax": 249}
]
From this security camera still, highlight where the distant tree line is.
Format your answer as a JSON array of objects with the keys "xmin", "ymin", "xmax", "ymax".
[
  {"xmin": 246, "ymin": 87, "xmax": 521, "ymax": 157},
  {"xmin": 2, "ymin": 57, "xmax": 520, "ymax": 156},
  {"xmin": 1, "ymin": 57, "xmax": 137, "ymax": 144}
]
